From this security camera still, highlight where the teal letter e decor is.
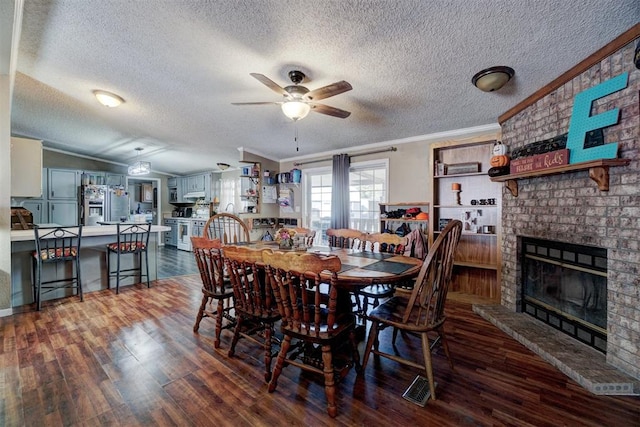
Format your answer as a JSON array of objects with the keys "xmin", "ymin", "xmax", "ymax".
[{"xmin": 566, "ymin": 72, "xmax": 628, "ymax": 163}]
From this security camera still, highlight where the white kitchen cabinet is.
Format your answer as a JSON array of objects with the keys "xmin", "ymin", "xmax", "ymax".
[{"xmin": 10, "ymin": 137, "xmax": 43, "ymax": 197}]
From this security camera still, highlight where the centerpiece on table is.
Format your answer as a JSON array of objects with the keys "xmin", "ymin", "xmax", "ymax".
[{"xmin": 275, "ymin": 228, "xmax": 296, "ymax": 250}]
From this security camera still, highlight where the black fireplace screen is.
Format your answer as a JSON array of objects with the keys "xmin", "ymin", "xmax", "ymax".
[{"xmin": 521, "ymin": 237, "xmax": 607, "ymax": 353}]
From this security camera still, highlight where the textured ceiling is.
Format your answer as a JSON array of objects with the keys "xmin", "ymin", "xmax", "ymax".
[{"xmin": 7, "ymin": 0, "xmax": 640, "ymax": 175}]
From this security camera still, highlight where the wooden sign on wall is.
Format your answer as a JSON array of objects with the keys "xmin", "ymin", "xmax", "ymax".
[{"xmin": 510, "ymin": 149, "xmax": 569, "ymax": 174}]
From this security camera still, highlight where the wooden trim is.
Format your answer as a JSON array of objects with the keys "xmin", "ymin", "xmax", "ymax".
[{"xmin": 499, "ymin": 23, "xmax": 640, "ymax": 124}]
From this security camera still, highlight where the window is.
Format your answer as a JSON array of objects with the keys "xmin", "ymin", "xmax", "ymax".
[{"xmin": 304, "ymin": 159, "xmax": 388, "ymax": 244}]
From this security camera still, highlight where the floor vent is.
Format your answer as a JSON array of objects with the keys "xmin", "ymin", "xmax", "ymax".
[{"xmin": 402, "ymin": 376, "xmax": 434, "ymax": 406}]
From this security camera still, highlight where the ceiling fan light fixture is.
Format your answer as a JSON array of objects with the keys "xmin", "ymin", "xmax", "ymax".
[
  {"xmin": 128, "ymin": 147, "xmax": 150, "ymax": 175},
  {"xmin": 281, "ymin": 101, "xmax": 311, "ymax": 121},
  {"xmin": 472, "ymin": 66, "xmax": 514, "ymax": 92},
  {"xmin": 93, "ymin": 90, "xmax": 125, "ymax": 107}
]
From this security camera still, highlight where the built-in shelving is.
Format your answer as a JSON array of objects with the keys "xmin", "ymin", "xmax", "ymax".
[{"xmin": 429, "ymin": 136, "xmax": 502, "ymax": 301}]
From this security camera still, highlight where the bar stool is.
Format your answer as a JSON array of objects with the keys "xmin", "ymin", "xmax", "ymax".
[
  {"xmin": 32, "ymin": 225, "xmax": 83, "ymax": 311},
  {"xmin": 106, "ymin": 222, "xmax": 151, "ymax": 294}
]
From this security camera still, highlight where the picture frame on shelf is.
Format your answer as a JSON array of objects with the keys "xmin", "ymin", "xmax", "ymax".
[{"xmin": 446, "ymin": 162, "xmax": 481, "ymax": 175}]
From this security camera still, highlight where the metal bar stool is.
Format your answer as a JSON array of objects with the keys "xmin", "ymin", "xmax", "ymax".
[
  {"xmin": 106, "ymin": 222, "xmax": 151, "ymax": 294},
  {"xmin": 32, "ymin": 225, "xmax": 83, "ymax": 311}
]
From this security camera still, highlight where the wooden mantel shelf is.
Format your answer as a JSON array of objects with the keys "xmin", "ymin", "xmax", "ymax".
[{"xmin": 490, "ymin": 158, "xmax": 630, "ymax": 197}]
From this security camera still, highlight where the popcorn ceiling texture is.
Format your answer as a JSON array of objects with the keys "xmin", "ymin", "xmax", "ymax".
[{"xmin": 499, "ymin": 40, "xmax": 640, "ymax": 380}]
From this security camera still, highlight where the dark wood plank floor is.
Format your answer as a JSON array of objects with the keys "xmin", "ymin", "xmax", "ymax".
[
  {"xmin": 2, "ymin": 275, "xmax": 639, "ymax": 426},
  {"xmin": 157, "ymin": 246, "xmax": 198, "ymax": 278}
]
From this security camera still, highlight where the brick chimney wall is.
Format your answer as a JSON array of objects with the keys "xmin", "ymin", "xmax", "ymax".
[{"xmin": 499, "ymin": 39, "xmax": 640, "ymax": 379}]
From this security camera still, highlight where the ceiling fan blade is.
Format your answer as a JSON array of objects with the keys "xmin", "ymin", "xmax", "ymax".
[
  {"xmin": 249, "ymin": 73, "xmax": 290, "ymax": 97},
  {"xmin": 304, "ymin": 81, "xmax": 352, "ymax": 101},
  {"xmin": 231, "ymin": 102, "xmax": 281, "ymax": 105},
  {"xmin": 310, "ymin": 103, "xmax": 351, "ymax": 118}
]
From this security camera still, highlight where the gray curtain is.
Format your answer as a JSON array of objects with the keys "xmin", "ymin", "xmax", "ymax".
[{"xmin": 331, "ymin": 153, "xmax": 350, "ymax": 229}]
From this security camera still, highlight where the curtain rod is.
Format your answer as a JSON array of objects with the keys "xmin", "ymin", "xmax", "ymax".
[{"xmin": 293, "ymin": 146, "xmax": 397, "ymax": 167}]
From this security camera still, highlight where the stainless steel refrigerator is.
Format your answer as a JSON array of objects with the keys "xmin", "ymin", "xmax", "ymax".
[{"xmin": 80, "ymin": 185, "xmax": 130, "ymax": 225}]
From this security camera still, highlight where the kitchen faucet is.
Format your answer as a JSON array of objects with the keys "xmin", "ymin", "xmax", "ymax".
[{"xmin": 225, "ymin": 203, "xmax": 235, "ymax": 213}]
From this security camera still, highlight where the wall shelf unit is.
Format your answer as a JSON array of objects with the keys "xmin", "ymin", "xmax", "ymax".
[
  {"xmin": 379, "ymin": 202, "xmax": 429, "ymax": 235},
  {"xmin": 429, "ymin": 137, "xmax": 502, "ymax": 301}
]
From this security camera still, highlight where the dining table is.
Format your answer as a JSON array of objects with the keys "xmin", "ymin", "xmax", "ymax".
[
  {"xmin": 228, "ymin": 241, "xmax": 423, "ymax": 287},
  {"xmin": 224, "ymin": 241, "xmax": 423, "ymax": 327}
]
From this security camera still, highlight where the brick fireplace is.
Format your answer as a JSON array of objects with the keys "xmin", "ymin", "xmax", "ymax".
[{"xmin": 476, "ymin": 30, "xmax": 639, "ymax": 394}]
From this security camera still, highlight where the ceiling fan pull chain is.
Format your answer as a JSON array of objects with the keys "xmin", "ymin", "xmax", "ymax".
[{"xmin": 295, "ymin": 123, "xmax": 299, "ymax": 152}]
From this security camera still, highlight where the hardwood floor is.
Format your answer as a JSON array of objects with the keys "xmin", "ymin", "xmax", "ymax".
[
  {"xmin": 157, "ymin": 245, "xmax": 198, "ymax": 278},
  {"xmin": 2, "ymin": 275, "xmax": 639, "ymax": 426}
]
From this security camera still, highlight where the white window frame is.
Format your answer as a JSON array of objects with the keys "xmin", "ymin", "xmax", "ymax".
[{"xmin": 302, "ymin": 158, "xmax": 389, "ymax": 244}]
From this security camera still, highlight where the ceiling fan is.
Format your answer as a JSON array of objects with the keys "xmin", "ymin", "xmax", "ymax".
[{"xmin": 232, "ymin": 70, "xmax": 352, "ymax": 121}]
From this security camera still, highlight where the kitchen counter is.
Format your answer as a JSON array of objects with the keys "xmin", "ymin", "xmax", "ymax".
[
  {"xmin": 10, "ymin": 224, "xmax": 170, "ymax": 242},
  {"xmin": 10, "ymin": 224, "xmax": 170, "ymax": 308}
]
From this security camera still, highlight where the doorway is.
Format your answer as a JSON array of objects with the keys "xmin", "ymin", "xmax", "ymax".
[{"xmin": 126, "ymin": 177, "xmax": 161, "ymax": 225}]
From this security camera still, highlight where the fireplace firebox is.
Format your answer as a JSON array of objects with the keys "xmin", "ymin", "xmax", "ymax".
[{"xmin": 520, "ymin": 237, "xmax": 607, "ymax": 353}]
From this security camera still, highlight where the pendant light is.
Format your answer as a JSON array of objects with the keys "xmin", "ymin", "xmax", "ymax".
[{"xmin": 128, "ymin": 147, "xmax": 151, "ymax": 176}]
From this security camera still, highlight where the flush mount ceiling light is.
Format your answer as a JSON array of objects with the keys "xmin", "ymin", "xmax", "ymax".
[
  {"xmin": 93, "ymin": 90, "xmax": 125, "ymax": 107},
  {"xmin": 281, "ymin": 100, "xmax": 311, "ymax": 121},
  {"xmin": 128, "ymin": 147, "xmax": 151, "ymax": 176},
  {"xmin": 472, "ymin": 66, "xmax": 515, "ymax": 92},
  {"xmin": 216, "ymin": 162, "xmax": 230, "ymax": 170}
]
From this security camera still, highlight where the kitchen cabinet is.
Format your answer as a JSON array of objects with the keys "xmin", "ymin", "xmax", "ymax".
[
  {"xmin": 429, "ymin": 137, "xmax": 501, "ymax": 301},
  {"xmin": 141, "ymin": 184, "xmax": 154, "ymax": 202},
  {"xmin": 81, "ymin": 171, "xmax": 105, "ymax": 185},
  {"xmin": 49, "ymin": 200, "xmax": 78, "ymax": 226},
  {"xmin": 22, "ymin": 200, "xmax": 46, "ymax": 224},
  {"xmin": 167, "ymin": 177, "xmax": 178, "ymax": 188},
  {"xmin": 106, "ymin": 173, "xmax": 126, "ymax": 187},
  {"xmin": 180, "ymin": 172, "xmax": 212, "ymax": 201},
  {"xmin": 10, "ymin": 137, "xmax": 43, "ymax": 197},
  {"xmin": 48, "ymin": 168, "xmax": 79, "ymax": 200},
  {"xmin": 164, "ymin": 218, "xmax": 178, "ymax": 246},
  {"xmin": 191, "ymin": 219, "xmax": 206, "ymax": 237},
  {"xmin": 379, "ymin": 202, "xmax": 429, "ymax": 235}
]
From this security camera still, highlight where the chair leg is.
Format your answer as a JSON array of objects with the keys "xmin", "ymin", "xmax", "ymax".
[
  {"xmin": 349, "ymin": 328, "xmax": 361, "ymax": 373},
  {"xmin": 193, "ymin": 295, "xmax": 208, "ymax": 332},
  {"xmin": 263, "ymin": 324, "xmax": 273, "ymax": 383},
  {"xmin": 106, "ymin": 251, "xmax": 111, "ymax": 289},
  {"xmin": 214, "ymin": 297, "xmax": 225, "ymax": 348},
  {"xmin": 421, "ymin": 331, "xmax": 437, "ymax": 401},
  {"xmin": 76, "ymin": 256, "xmax": 83, "ymax": 301},
  {"xmin": 321, "ymin": 344, "xmax": 337, "ymax": 418},
  {"xmin": 228, "ymin": 315, "xmax": 243, "ymax": 356},
  {"xmin": 144, "ymin": 249, "xmax": 150, "ymax": 288},
  {"xmin": 360, "ymin": 320, "xmax": 380, "ymax": 373},
  {"xmin": 437, "ymin": 326, "xmax": 455, "ymax": 370},
  {"xmin": 268, "ymin": 335, "xmax": 292, "ymax": 393},
  {"xmin": 116, "ymin": 251, "xmax": 121, "ymax": 294}
]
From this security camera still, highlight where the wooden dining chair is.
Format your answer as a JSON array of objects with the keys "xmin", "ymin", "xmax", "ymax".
[
  {"xmin": 191, "ymin": 237, "xmax": 235, "ymax": 348},
  {"xmin": 360, "ymin": 219, "xmax": 463, "ymax": 402},
  {"xmin": 203, "ymin": 213, "xmax": 251, "ymax": 244},
  {"xmin": 354, "ymin": 232, "xmax": 408, "ymax": 321},
  {"xmin": 326, "ymin": 228, "xmax": 365, "ymax": 249},
  {"xmin": 263, "ymin": 251, "xmax": 360, "ymax": 418},
  {"xmin": 223, "ymin": 245, "xmax": 281, "ymax": 382},
  {"xmin": 294, "ymin": 227, "xmax": 317, "ymax": 247}
]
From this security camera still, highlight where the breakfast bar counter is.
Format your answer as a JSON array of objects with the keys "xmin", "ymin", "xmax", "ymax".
[{"xmin": 10, "ymin": 224, "xmax": 170, "ymax": 308}]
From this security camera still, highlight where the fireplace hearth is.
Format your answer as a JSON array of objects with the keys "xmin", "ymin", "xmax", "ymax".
[{"xmin": 520, "ymin": 237, "xmax": 607, "ymax": 353}]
